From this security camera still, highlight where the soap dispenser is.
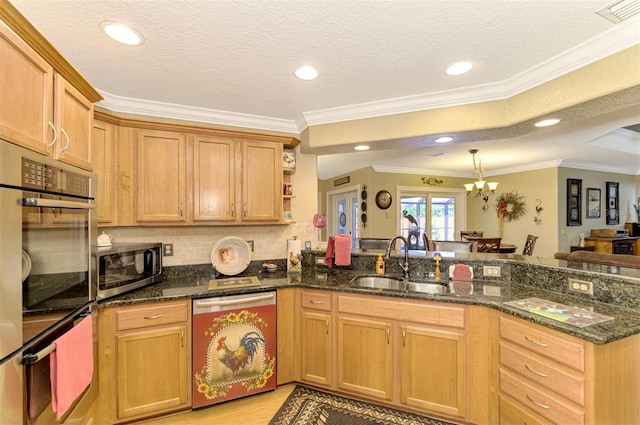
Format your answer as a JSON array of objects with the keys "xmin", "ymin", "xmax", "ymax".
[{"xmin": 375, "ymin": 254, "xmax": 385, "ymax": 275}]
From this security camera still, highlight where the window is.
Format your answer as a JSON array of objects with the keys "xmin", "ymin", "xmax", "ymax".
[{"xmin": 399, "ymin": 188, "xmax": 466, "ymax": 249}]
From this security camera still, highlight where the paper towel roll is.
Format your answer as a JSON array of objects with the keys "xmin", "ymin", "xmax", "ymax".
[{"xmin": 287, "ymin": 239, "xmax": 302, "ymax": 273}]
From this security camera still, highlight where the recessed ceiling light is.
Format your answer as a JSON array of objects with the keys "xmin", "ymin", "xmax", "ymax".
[
  {"xmin": 535, "ymin": 118, "xmax": 561, "ymax": 127},
  {"xmin": 434, "ymin": 136, "xmax": 454, "ymax": 144},
  {"xmin": 354, "ymin": 145, "xmax": 370, "ymax": 151},
  {"xmin": 294, "ymin": 65, "xmax": 319, "ymax": 80},
  {"xmin": 100, "ymin": 21, "xmax": 144, "ymax": 46},
  {"xmin": 446, "ymin": 61, "xmax": 473, "ymax": 76}
]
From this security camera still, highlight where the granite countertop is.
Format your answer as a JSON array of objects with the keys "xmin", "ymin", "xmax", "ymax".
[{"xmin": 100, "ymin": 268, "xmax": 640, "ymax": 345}]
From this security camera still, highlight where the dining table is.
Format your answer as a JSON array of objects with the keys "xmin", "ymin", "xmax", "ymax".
[{"xmin": 461, "ymin": 236, "xmax": 518, "ymax": 254}]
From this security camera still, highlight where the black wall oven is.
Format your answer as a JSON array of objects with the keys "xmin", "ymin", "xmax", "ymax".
[{"xmin": 0, "ymin": 140, "xmax": 98, "ymax": 424}]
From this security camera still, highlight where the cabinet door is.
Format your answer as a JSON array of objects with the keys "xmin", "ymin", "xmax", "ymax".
[
  {"xmin": 400, "ymin": 324, "xmax": 467, "ymax": 418},
  {"xmin": 192, "ymin": 136, "xmax": 235, "ymax": 221},
  {"xmin": 301, "ymin": 310, "xmax": 332, "ymax": 386},
  {"xmin": 337, "ymin": 316, "xmax": 392, "ymax": 400},
  {"xmin": 241, "ymin": 141, "xmax": 282, "ymax": 221},
  {"xmin": 136, "ymin": 130, "xmax": 187, "ymax": 222},
  {"xmin": 93, "ymin": 120, "xmax": 116, "ymax": 224},
  {"xmin": 116, "ymin": 325, "xmax": 189, "ymax": 419},
  {"xmin": 0, "ymin": 21, "xmax": 54, "ymax": 154},
  {"xmin": 54, "ymin": 75, "xmax": 94, "ymax": 170}
]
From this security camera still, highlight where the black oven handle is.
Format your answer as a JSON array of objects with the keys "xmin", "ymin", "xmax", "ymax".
[{"xmin": 22, "ymin": 198, "xmax": 95, "ymax": 210}]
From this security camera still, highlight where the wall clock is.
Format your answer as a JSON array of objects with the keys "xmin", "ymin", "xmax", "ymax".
[{"xmin": 375, "ymin": 190, "xmax": 392, "ymax": 210}]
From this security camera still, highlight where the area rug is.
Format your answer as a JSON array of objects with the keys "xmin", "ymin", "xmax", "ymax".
[{"xmin": 268, "ymin": 385, "xmax": 458, "ymax": 425}]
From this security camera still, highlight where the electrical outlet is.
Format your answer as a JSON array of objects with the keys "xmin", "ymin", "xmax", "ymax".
[
  {"xmin": 483, "ymin": 265, "xmax": 501, "ymax": 277},
  {"xmin": 568, "ymin": 278, "xmax": 593, "ymax": 295},
  {"xmin": 163, "ymin": 243, "xmax": 174, "ymax": 257},
  {"xmin": 247, "ymin": 240, "xmax": 254, "ymax": 252}
]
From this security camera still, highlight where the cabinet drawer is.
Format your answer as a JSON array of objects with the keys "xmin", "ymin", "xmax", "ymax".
[
  {"xmin": 338, "ymin": 294, "xmax": 465, "ymax": 328},
  {"xmin": 500, "ymin": 342, "xmax": 585, "ymax": 405},
  {"xmin": 301, "ymin": 290, "xmax": 332, "ymax": 311},
  {"xmin": 500, "ymin": 316, "xmax": 585, "ymax": 372},
  {"xmin": 500, "ymin": 368, "xmax": 584, "ymax": 425},
  {"xmin": 500, "ymin": 395, "xmax": 550, "ymax": 425},
  {"xmin": 116, "ymin": 301, "xmax": 188, "ymax": 331}
]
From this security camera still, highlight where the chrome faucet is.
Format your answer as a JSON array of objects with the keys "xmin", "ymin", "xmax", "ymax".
[{"xmin": 385, "ymin": 235, "xmax": 410, "ymax": 279}]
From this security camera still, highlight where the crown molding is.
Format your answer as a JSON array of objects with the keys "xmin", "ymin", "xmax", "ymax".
[
  {"xmin": 97, "ymin": 90, "xmax": 300, "ymax": 134},
  {"xmin": 93, "ymin": 16, "xmax": 638, "ymax": 134},
  {"xmin": 559, "ymin": 160, "xmax": 640, "ymax": 175},
  {"xmin": 303, "ymin": 17, "xmax": 640, "ymax": 127}
]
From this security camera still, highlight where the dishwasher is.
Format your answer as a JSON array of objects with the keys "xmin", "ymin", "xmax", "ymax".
[{"xmin": 192, "ymin": 291, "xmax": 276, "ymax": 408}]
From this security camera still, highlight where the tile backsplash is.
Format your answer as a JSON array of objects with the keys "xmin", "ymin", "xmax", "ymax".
[{"xmin": 101, "ymin": 223, "xmax": 316, "ymax": 267}]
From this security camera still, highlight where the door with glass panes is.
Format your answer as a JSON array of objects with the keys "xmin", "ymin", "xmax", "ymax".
[{"xmin": 400, "ymin": 191, "xmax": 465, "ymax": 249}]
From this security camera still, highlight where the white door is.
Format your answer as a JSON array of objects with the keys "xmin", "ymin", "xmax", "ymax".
[{"xmin": 328, "ymin": 188, "xmax": 358, "ymax": 249}]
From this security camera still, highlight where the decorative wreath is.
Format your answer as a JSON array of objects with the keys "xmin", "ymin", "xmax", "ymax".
[{"xmin": 496, "ymin": 191, "xmax": 527, "ymax": 222}]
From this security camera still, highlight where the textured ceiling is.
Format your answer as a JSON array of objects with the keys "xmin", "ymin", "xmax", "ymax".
[{"xmin": 8, "ymin": 0, "xmax": 640, "ymax": 179}]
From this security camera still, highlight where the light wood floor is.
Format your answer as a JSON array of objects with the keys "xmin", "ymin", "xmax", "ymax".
[{"xmin": 134, "ymin": 384, "xmax": 295, "ymax": 425}]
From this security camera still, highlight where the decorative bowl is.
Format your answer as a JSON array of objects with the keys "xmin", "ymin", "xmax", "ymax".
[{"xmin": 262, "ymin": 263, "xmax": 278, "ymax": 273}]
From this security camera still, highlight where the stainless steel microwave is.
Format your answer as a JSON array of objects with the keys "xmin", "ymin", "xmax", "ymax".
[{"xmin": 97, "ymin": 242, "xmax": 163, "ymax": 300}]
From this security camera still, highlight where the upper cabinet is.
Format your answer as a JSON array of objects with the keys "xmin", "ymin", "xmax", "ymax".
[
  {"xmin": 0, "ymin": 5, "xmax": 101, "ymax": 170},
  {"xmin": 136, "ymin": 129, "xmax": 188, "ymax": 223},
  {"xmin": 0, "ymin": 20, "xmax": 53, "ymax": 154},
  {"xmin": 95, "ymin": 117, "xmax": 298, "ymax": 227},
  {"xmin": 54, "ymin": 75, "xmax": 94, "ymax": 170}
]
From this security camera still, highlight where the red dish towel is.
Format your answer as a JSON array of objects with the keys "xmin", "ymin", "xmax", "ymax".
[
  {"xmin": 325, "ymin": 236, "xmax": 335, "ymax": 268},
  {"xmin": 50, "ymin": 315, "xmax": 94, "ymax": 420},
  {"xmin": 334, "ymin": 234, "xmax": 352, "ymax": 266}
]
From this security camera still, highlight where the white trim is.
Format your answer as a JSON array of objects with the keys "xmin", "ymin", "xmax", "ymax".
[{"xmin": 92, "ymin": 18, "xmax": 638, "ymax": 133}]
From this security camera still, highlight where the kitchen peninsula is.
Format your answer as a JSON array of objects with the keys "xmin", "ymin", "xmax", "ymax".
[{"xmin": 97, "ymin": 251, "xmax": 640, "ymax": 425}]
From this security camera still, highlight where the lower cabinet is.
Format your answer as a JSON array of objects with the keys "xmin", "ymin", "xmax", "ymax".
[
  {"xmin": 498, "ymin": 313, "xmax": 640, "ymax": 425},
  {"xmin": 300, "ymin": 290, "xmax": 333, "ymax": 387},
  {"xmin": 334, "ymin": 292, "xmax": 469, "ymax": 421},
  {"xmin": 98, "ymin": 300, "xmax": 191, "ymax": 424},
  {"xmin": 399, "ymin": 323, "xmax": 466, "ymax": 417},
  {"xmin": 337, "ymin": 315, "xmax": 393, "ymax": 400}
]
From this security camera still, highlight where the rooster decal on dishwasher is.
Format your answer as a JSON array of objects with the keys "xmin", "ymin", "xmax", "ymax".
[{"xmin": 216, "ymin": 331, "xmax": 266, "ymax": 376}]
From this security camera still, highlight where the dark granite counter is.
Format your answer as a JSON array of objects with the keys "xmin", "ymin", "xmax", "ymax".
[{"xmin": 100, "ymin": 263, "xmax": 640, "ymax": 345}]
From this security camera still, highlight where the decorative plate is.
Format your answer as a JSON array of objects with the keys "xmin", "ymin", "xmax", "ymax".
[
  {"xmin": 211, "ymin": 236, "xmax": 252, "ymax": 276},
  {"xmin": 22, "ymin": 250, "xmax": 31, "ymax": 282}
]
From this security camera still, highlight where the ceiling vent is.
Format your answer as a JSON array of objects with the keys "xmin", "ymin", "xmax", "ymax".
[{"xmin": 596, "ymin": 0, "xmax": 640, "ymax": 23}]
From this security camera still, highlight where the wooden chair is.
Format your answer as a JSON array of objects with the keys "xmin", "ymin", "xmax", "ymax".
[
  {"xmin": 422, "ymin": 233, "xmax": 432, "ymax": 251},
  {"xmin": 460, "ymin": 230, "xmax": 484, "ymax": 241},
  {"xmin": 522, "ymin": 235, "xmax": 538, "ymax": 256},
  {"xmin": 476, "ymin": 238, "xmax": 501, "ymax": 253}
]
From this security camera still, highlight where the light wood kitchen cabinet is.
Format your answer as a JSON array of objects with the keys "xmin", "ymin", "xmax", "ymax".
[
  {"xmin": 337, "ymin": 315, "xmax": 393, "ymax": 400},
  {"xmin": 276, "ymin": 288, "xmax": 298, "ymax": 384},
  {"xmin": 0, "ymin": 16, "xmax": 97, "ymax": 170},
  {"xmin": 98, "ymin": 300, "xmax": 191, "ymax": 424},
  {"xmin": 53, "ymin": 74, "xmax": 94, "ymax": 170},
  {"xmin": 192, "ymin": 135, "xmax": 235, "ymax": 221},
  {"xmin": 499, "ymin": 314, "xmax": 640, "ymax": 425},
  {"xmin": 300, "ymin": 290, "xmax": 333, "ymax": 387},
  {"xmin": 241, "ymin": 140, "xmax": 283, "ymax": 221},
  {"xmin": 135, "ymin": 129, "xmax": 187, "ymax": 223},
  {"xmin": 400, "ymin": 323, "xmax": 466, "ymax": 418},
  {"xmin": 335, "ymin": 293, "xmax": 468, "ymax": 420},
  {"xmin": 0, "ymin": 20, "xmax": 54, "ymax": 154},
  {"xmin": 92, "ymin": 119, "xmax": 117, "ymax": 224}
]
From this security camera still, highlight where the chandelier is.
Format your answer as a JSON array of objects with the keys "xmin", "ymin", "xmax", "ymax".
[{"xmin": 464, "ymin": 149, "xmax": 498, "ymax": 209}]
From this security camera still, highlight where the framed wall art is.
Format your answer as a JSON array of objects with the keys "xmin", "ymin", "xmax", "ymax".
[
  {"xmin": 566, "ymin": 178, "xmax": 582, "ymax": 226},
  {"xmin": 586, "ymin": 188, "xmax": 601, "ymax": 219},
  {"xmin": 606, "ymin": 181, "xmax": 619, "ymax": 225}
]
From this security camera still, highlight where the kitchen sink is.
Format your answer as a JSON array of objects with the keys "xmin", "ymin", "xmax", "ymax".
[
  {"xmin": 404, "ymin": 281, "xmax": 449, "ymax": 295},
  {"xmin": 349, "ymin": 275, "xmax": 405, "ymax": 290}
]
